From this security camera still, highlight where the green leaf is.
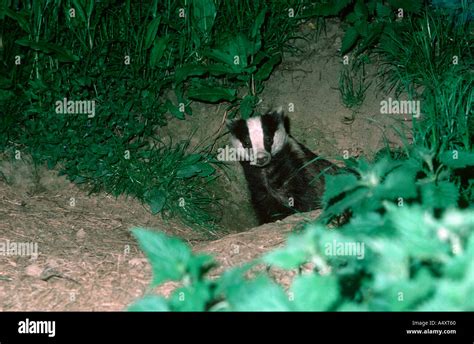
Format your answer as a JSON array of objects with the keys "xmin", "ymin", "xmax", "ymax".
[
  {"xmin": 215, "ymin": 263, "xmax": 255, "ymax": 297},
  {"xmin": 165, "ymin": 99, "xmax": 185, "ymax": 120},
  {"xmin": 324, "ymin": 187, "xmax": 369, "ymax": 217},
  {"xmin": 227, "ymin": 276, "xmax": 292, "ymax": 311},
  {"xmin": 187, "ymin": 254, "xmax": 215, "ymax": 282},
  {"xmin": 71, "ymin": 0, "xmax": 87, "ymax": 22},
  {"xmin": 354, "ymin": 0, "xmax": 369, "ymax": 20},
  {"xmin": 254, "ymin": 54, "xmax": 281, "ymax": 81},
  {"xmin": 192, "ymin": 0, "xmax": 216, "ymax": 35},
  {"xmin": 376, "ymin": 3, "xmax": 392, "ymax": 17},
  {"xmin": 290, "ymin": 275, "xmax": 339, "ymax": 311},
  {"xmin": 3, "ymin": 8, "xmax": 30, "ymax": 33},
  {"xmin": 128, "ymin": 295, "xmax": 169, "ymax": 311},
  {"xmin": 132, "ymin": 228, "xmax": 192, "ymax": 286},
  {"xmin": 323, "ymin": 173, "xmax": 359, "ymax": 203},
  {"xmin": 144, "ymin": 188, "xmax": 166, "ymax": 214},
  {"xmin": 240, "ymin": 95, "xmax": 258, "ymax": 119},
  {"xmin": 251, "ymin": 7, "xmax": 267, "ymax": 38},
  {"xmin": 371, "ymin": 269, "xmax": 435, "ymax": 311},
  {"xmin": 376, "ymin": 161, "xmax": 419, "ymax": 199},
  {"xmin": 170, "ymin": 282, "xmax": 212, "ymax": 311},
  {"xmin": 187, "ymin": 86, "xmax": 237, "ymax": 103},
  {"xmin": 439, "ymin": 150, "xmax": 474, "ymax": 169},
  {"xmin": 263, "ymin": 233, "xmax": 313, "ymax": 269},
  {"xmin": 174, "ymin": 64, "xmax": 209, "ymax": 84},
  {"xmin": 144, "ymin": 17, "xmax": 162, "ymax": 49},
  {"xmin": 150, "ymin": 36, "xmax": 169, "ymax": 67},
  {"xmin": 176, "ymin": 164, "xmax": 202, "ymax": 178},
  {"xmin": 421, "ymin": 182, "xmax": 459, "ymax": 209},
  {"xmin": 182, "ymin": 154, "xmax": 202, "ymax": 165},
  {"xmin": 341, "ymin": 26, "xmax": 360, "ymax": 54},
  {"xmin": 15, "ymin": 39, "xmax": 80, "ymax": 62},
  {"xmin": 195, "ymin": 162, "xmax": 215, "ymax": 177},
  {"xmin": 205, "ymin": 33, "xmax": 259, "ymax": 71}
]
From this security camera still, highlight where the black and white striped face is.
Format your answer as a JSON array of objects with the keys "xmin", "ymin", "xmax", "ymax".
[{"xmin": 227, "ymin": 108, "xmax": 288, "ymax": 167}]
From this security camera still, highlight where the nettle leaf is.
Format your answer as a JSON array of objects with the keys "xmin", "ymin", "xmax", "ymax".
[
  {"xmin": 439, "ymin": 150, "xmax": 474, "ymax": 169},
  {"xmin": 371, "ymin": 269, "xmax": 435, "ymax": 311},
  {"xmin": 169, "ymin": 282, "xmax": 212, "ymax": 311},
  {"xmin": 132, "ymin": 228, "xmax": 191, "ymax": 286},
  {"xmin": 263, "ymin": 244, "xmax": 308, "ymax": 270},
  {"xmin": 144, "ymin": 16, "xmax": 161, "ymax": 49},
  {"xmin": 324, "ymin": 187, "xmax": 369, "ymax": 217},
  {"xmin": 323, "ymin": 173, "xmax": 359, "ymax": 203},
  {"xmin": 386, "ymin": 205, "xmax": 449, "ymax": 259},
  {"xmin": 421, "ymin": 181, "xmax": 459, "ymax": 209},
  {"xmin": 227, "ymin": 276, "xmax": 292, "ymax": 311},
  {"xmin": 376, "ymin": 163, "xmax": 419, "ymax": 200},
  {"xmin": 290, "ymin": 275, "xmax": 339, "ymax": 311},
  {"xmin": 187, "ymin": 254, "xmax": 215, "ymax": 282},
  {"xmin": 128, "ymin": 295, "xmax": 169, "ymax": 311},
  {"xmin": 214, "ymin": 263, "xmax": 255, "ymax": 297},
  {"xmin": 263, "ymin": 229, "xmax": 319, "ymax": 269},
  {"xmin": 187, "ymin": 86, "xmax": 237, "ymax": 103}
]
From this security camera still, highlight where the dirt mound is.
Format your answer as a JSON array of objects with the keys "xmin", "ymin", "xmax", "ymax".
[{"xmin": 0, "ymin": 160, "xmax": 314, "ymax": 310}]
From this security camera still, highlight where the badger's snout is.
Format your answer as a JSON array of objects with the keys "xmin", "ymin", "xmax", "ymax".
[{"xmin": 252, "ymin": 151, "xmax": 271, "ymax": 167}]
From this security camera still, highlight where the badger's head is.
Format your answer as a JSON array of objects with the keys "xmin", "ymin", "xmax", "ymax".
[{"xmin": 226, "ymin": 107, "xmax": 289, "ymax": 167}]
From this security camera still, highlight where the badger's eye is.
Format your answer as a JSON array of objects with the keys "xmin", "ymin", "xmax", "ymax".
[{"xmin": 265, "ymin": 136, "xmax": 273, "ymax": 144}]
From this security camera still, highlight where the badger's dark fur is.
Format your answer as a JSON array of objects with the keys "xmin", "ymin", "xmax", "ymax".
[{"xmin": 227, "ymin": 108, "xmax": 339, "ymax": 225}]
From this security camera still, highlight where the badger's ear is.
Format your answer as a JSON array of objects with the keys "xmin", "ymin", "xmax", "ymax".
[
  {"xmin": 275, "ymin": 106, "xmax": 284, "ymax": 116},
  {"xmin": 272, "ymin": 107, "xmax": 290, "ymax": 133}
]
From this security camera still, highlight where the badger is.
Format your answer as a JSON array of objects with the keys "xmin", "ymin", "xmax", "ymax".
[{"xmin": 227, "ymin": 108, "xmax": 340, "ymax": 225}]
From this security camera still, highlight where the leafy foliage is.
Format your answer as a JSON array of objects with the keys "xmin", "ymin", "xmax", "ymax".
[
  {"xmin": 129, "ymin": 160, "xmax": 474, "ymax": 311},
  {"xmin": 376, "ymin": 8, "xmax": 473, "ymax": 152},
  {"xmin": 0, "ymin": 0, "xmax": 315, "ymax": 231},
  {"xmin": 129, "ymin": 142, "xmax": 473, "ymax": 311},
  {"xmin": 305, "ymin": 0, "xmax": 424, "ymax": 55}
]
